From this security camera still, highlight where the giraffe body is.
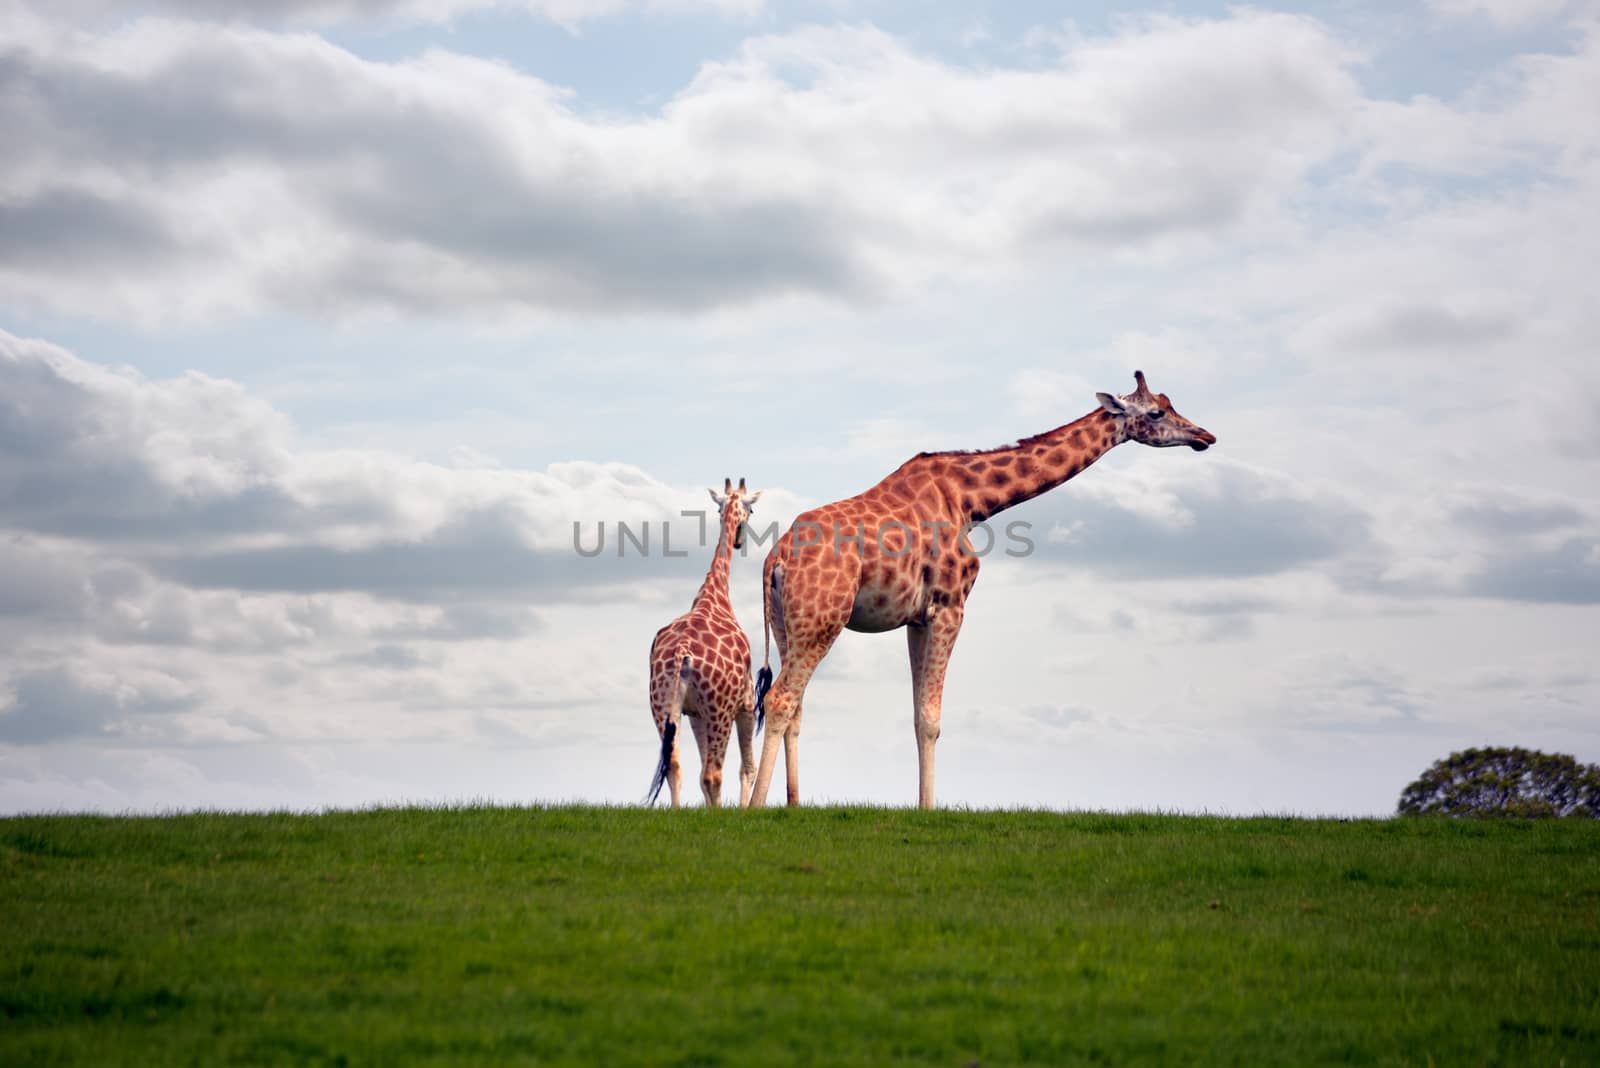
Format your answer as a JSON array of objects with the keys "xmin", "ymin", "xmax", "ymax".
[
  {"xmin": 646, "ymin": 479, "xmax": 762, "ymax": 807},
  {"xmin": 749, "ymin": 371, "xmax": 1216, "ymax": 809}
]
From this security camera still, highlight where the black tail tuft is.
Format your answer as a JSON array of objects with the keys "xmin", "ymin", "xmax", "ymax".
[
  {"xmin": 754, "ymin": 666, "xmax": 773, "ymax": 733},
  {"xmin": 646, "ymin": 719, "xmax": 677, "ymax": 805}
]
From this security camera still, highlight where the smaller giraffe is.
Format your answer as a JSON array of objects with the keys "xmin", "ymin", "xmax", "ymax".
[{"xmin": 646, "ymin": 478, "xmax": 766, "ymax": 807}]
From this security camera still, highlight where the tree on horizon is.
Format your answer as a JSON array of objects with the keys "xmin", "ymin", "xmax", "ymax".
[{"xmin": 1399, "ymin": 746, "xmax": 1600, "ymax": 818}]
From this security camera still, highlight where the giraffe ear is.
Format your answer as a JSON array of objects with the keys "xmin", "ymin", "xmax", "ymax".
[
  {"xmin": 745, "ymin": 490, "xmax": 762, "ymax": 507},
  {"xmin": 708, "ymin": 488, "xmax": 724, "ymax": 506},
  {"xmin": 1097, "ymin": 392, "xmax": 1127, "ymax": 415}
]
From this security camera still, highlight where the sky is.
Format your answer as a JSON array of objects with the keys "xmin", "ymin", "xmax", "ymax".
[{"xmin": 1, "ymin": 0, "xmax": 1597, "ymax": 816}]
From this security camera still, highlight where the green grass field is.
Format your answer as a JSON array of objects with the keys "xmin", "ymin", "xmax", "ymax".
[{"xmin": 3, "ymin": 807, "xmax": 1598, "ymax": 1066}]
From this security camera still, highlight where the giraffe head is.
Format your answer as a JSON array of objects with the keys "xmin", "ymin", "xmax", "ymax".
[
  {"xmin": 1096, "ymin": 370, "xmax": 1216, "ymax": 452},
  {"xmin": 707, "ymin": 476, "xmax": 762, "ymax": 550}
]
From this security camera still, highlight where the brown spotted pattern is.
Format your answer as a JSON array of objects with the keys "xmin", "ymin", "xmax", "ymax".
[
  {"xmin": 647, "ymin": 479, "xmax": 761, "ymax": 807},
  {"xmin": 747, "ymin": 371, "xmax": 1215, "ymax": 809}
]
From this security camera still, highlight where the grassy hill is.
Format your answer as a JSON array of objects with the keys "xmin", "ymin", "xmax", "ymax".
[{"xmin": 3, "ymin": 807, "xmax": 1597, "ymax": 1066}]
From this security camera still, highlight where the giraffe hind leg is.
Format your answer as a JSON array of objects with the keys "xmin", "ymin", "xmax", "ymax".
[
  {"xmin": 646, "ymin": 712, "xmax": 681, "ymax": 808},
  {"xmin": 748, "ymin": 610, "xmax": 849, "ymax": 807},
  {"xmin": 735, "ymin": 701, "xmax": 757, "ymax": 807},
  {"xmin": 755, "ymin": 563, "xmax": 786, "ymax": 733},
  {"xmin": 647, "ymin": 656, "xmax": 690, "ymax": 807},
  {"xmin": 687, "ymin": 712, "xmax": 724, "ymax": 807},
  {"xmin": 646, "ymin": 695, "xmax": 676, "ymax": 806},
  {"xmin": 747, "ymin": 548, "xmax": 857, "ymax": 807}
]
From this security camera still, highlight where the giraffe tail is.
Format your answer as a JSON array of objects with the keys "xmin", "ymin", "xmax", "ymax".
[
  {"xmin": 754, "ymin": 563, "xmax": 782, "ymax": 732},
  {"xmin": 754, "ymin": 668, "xmax": 772, "ymax": 734},
  {"xmin": 646, "ymin": 654, "xmax": 691, "ymax": 806}
]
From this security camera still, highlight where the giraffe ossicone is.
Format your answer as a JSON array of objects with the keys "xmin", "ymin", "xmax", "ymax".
[
  {"xmin": 747, "ymin": 370, "xmax": 1216, "ymax": 809},
  {"xmin": 645, "ymin": 477, "xmax": 763, "ymax": 807}
]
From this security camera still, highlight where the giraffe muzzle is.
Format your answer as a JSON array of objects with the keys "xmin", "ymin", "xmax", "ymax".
[{"xmin": 1190, "ymin": 429, "xmax": 1216, "ymax": 451}]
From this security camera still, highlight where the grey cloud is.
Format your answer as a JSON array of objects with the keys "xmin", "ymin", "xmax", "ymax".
[
  {"xmin": 1034, "ymin": 179, "xmax": 1245, "ymax": 246},
  {"xmin": 1017, "ymin": 705, "xmax": 1136, "ymax": 736},
  {"xmin": 0, "ymin": 188, "xmax": 186, "ymax": 268},
  {"xmin": 1192, "ymin": 615, "xmax": 1258, "ymax": 643},
  {"xmin": 1170, "ymin": 594, "xmax": 1280, "ymax": 617},
  {"xmin": 381, "ymin": 604, "xmax": 544, "ymax": 641},
  {"xmin": 1049, "ymin": 603, "xmax": 1137, "ymax": 634},
  {"xmin": 1465, "ymin": 666, "xmax": 1592, "ymax": 693},
  {"xmin": 1054, "ymin": 593, "xmax": 1264, "ymax": 644},
  {"xmin": 0, "ymin": 666, "xmax": 194, "ymax": 744},
  {"xmin": 1364, "ymin": 489, "xmax": 1600, "ymax": 606},
  {"xmin": 340, "ymin": 643, "xmax": 431, "ymax": 670},
  {"xmin": 152, "ymin": 506, "xmax": 705, "ymax": 603},
  {"xmin": 472, "ymin": 712, "xmax": 538, "ymax": 747},
  {"xmin": 1022, "ymin": 705, "xmax": 1094, "ymax": 731},
  {"xmin": 0, "ymin": 44, "xmax": 383, "ymax": 171},
  {"xmin": 0, "ymin": 336, "xmax": 355, "ymax": 542},
  {"xmin": 62, "ymin": 0, "xmax": 447, "ymax": 20},
  {"xmin": 319, "ymin": 186, "xmax": 868, "ymax": 316},
  {"xmin": 1024, "ymin": 465, "xmax": 1367, "ymax": 580},
  {"xmin": 0, "ymin": 538, "xmax": 207, "ymax": 647},
  {"xmin": 1466, "ymin": 537, "xmax": 1600, "ymax": 604},
  {"xmin": 1, "ymin": 21, "xmax": 868, "ymax": 319},
  {"xmin": 18, "ymin": 479, "xmax": 308, "ymax": 544},
  {"xmin": 0, "ymin": 540, "xmax": 88, "ymax": 620},
  {"xmin": 31, "ymin": 1, "xmax": 755, "ymax": 27},
  {"xmin": 6, "ymin": 31, "xmax": 868, "ymax": 313},
  {"xmin": 1554, "ymin": 390, "xmax": 1600, "ymax": 458},
  {"xmin": 1, "ymin": 332, "xmax": 729, "ymax": 617},
  {"xmin": 1452, "ymin": 499, "xmax": 1587, "ymax": 536},
  {"xmin": 91, "ymin": 593, "xmax": 200, "ymax": 646},
  {"xmin": 89, "ymin": 564, "xmax": 150, "ymax": 603},
  {"xmin": 1308, "ymin": 692, "xmax": 1434, "ymax": 735},
  {"xmin": 1168, "ymin": 596, "xmax": 1274, "ymax": 643},
  {"xmin": 1346, "ymin": 304, "xmax": 1519, "ymax": 350},
  {"xmin": 1273, "ymin": 662, "xmax": 1444, "ymax": 736}
]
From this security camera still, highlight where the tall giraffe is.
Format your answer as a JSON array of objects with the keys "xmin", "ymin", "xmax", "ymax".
[
  {"xmin": 646, "ymin": 478, "xmax": 767, "ymax": 807},
  {"xmin": 748, "ymin": 371, "xmax": 1216, "ymax": 809}
]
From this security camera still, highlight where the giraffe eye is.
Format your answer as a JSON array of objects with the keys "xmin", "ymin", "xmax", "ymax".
[{"xmin": 1148, "ymin": 409, "xmax": 1165, "ymax": 420}]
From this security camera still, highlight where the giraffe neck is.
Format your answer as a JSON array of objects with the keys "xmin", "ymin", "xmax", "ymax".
[
  {"xmin": 946, "ymin": 408, "xmax": 1125, "ymax": 523},
  {"xmin": 696, "ymin": 510, "xmax": 740, "ymax": 602}
]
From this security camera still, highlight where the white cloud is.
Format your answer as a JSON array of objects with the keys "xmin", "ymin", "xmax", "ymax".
[
  {"xmin": 0, "ymin": 663, "xmax": 197, "ymax": 744},
  {"xmin": 1426, "ymin": 0, "xmax": 1577, "ymax": 29},
  {"xmin": 18, "ymin": 0, "xmax": 766, "ymax": 30},
  {"xmin": 0, "ymin": 328, "xmax": 814, "ymax": 755},
  {"xmin": 1356, "ymin": 22, "xmax": 1600, "ymax": 179},
  {"xmin": 0, "ymin": 10, "xmax": 1363, "ymax": 324},
  {"xmin": 0, "ymin": 329, "xmax": 743, "ymax": 561}
]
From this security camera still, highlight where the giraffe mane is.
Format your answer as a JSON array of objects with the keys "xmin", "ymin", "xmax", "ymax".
[{"xmin": 910, "ymin": 418, "xmax": 1103, "ymax": 461}]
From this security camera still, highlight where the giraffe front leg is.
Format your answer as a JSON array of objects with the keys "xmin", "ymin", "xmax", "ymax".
[{"xmin": 908, "ymin": 604, "xmax": 963, "ymax": 810}]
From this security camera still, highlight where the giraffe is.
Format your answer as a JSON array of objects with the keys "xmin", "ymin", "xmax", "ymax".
[
  {"xmin": 645, "ymin": 477, "xmax": 768, "ymax": 808},
  {"xmin": 747, "ymin": 370, "xmax": 1216, "ymax": 809}
]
